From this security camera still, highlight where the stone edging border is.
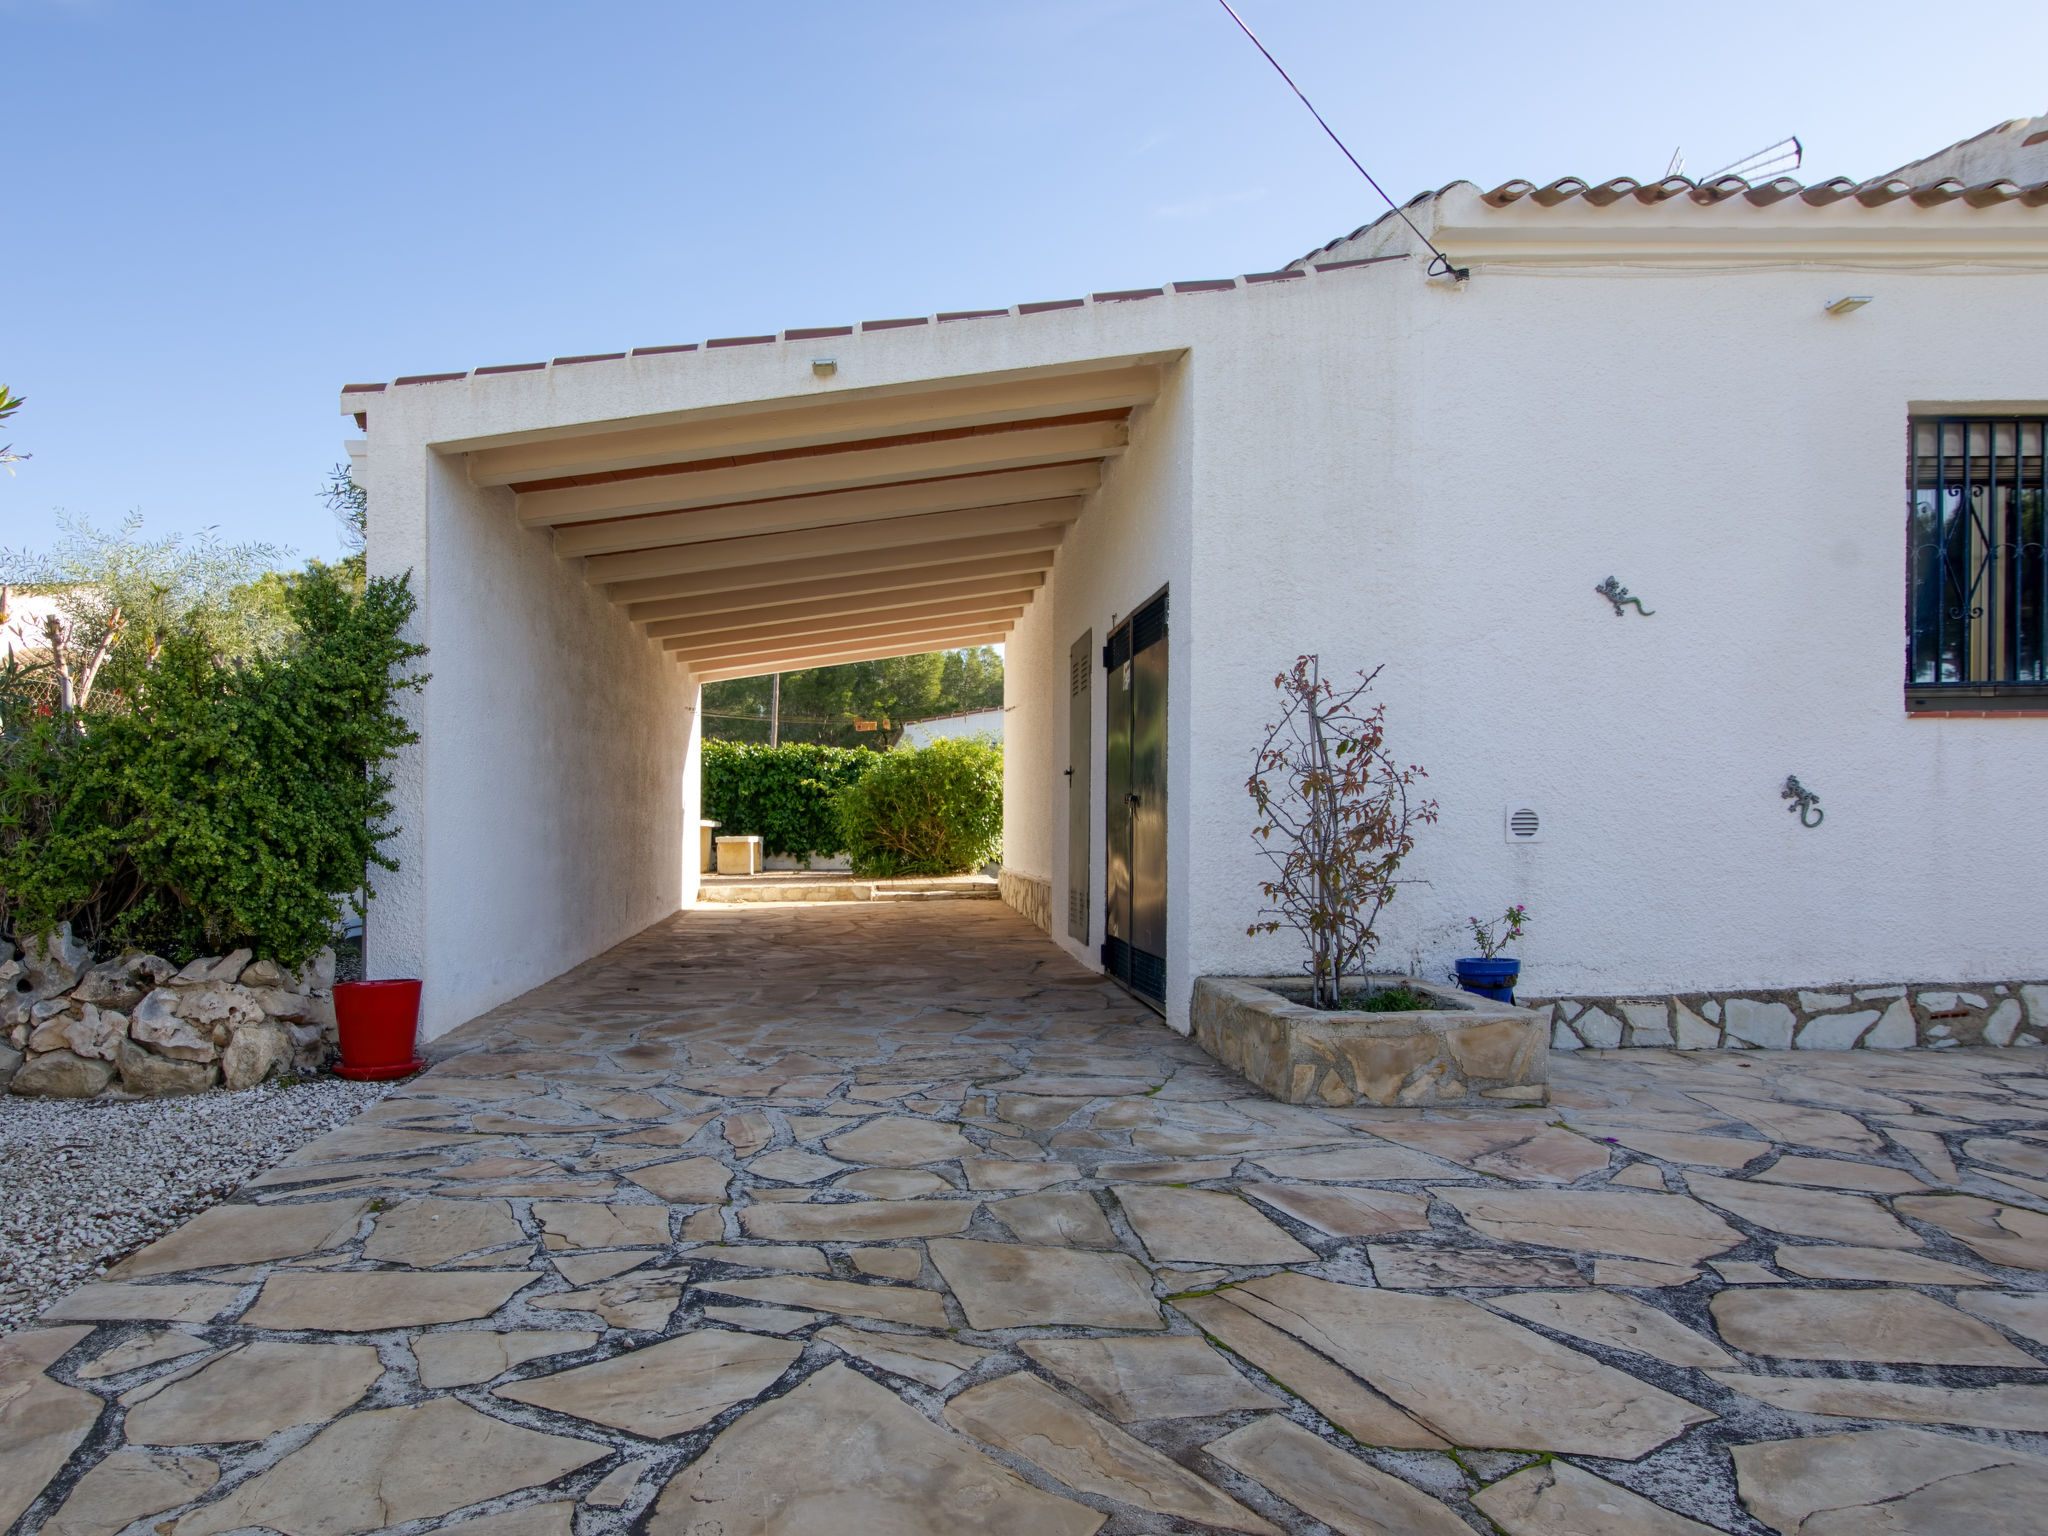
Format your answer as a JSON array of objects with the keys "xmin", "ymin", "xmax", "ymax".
[{"xmin": 1528, "ymin": 982, "xmax": 2048, "ymax": 1051}]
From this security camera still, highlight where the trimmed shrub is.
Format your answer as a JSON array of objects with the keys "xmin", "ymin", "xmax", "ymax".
[
  {"xmin": 701, "ymin": 740, "xmax": 876, "ymax": 858},
  {"xmin": 833, "ymin": 736, "xmax": 1002, "ymax": 877},
  {"xmin": 0, "ymin": 568, "xmax": 426, "ymax": 965}
]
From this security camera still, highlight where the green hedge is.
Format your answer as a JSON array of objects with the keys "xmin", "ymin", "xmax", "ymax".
[
  {"xmin": 701, "ymin": 740, "xmax": 877, "ymax": 858},
  {"xmin": 0, "ymin": 568, "xmax": 426, "ymax": 965},
  {"xmin": 834, "ymin": 736, "xmax": 1003, "ymax": 877}
]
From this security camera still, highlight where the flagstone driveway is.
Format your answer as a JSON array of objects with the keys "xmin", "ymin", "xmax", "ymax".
[{"xmin": 6, "ymin": 900, "xmax": 2048, "ymax": 1534}]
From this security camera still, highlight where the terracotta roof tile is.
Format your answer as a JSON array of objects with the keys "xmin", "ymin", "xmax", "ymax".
[
  {"xmin": 1018, "ymin": 299, "xmax": 1085, "ymax": 314},
  {"xmin": 475, "ymin": 362, "xmax": 545, "ymax": 375},
  {"xmin": 1477, "ymin": 170, "xmax": 2048, "ymax": 213},
  {"xmin": 631, "ymin": 344, "xmax": 698, "ymax": 356},
  {"xmin": 860, "ymin": 317, "xmax": 928, "ymax": 331},
  {"xmin": 784, "ymin": 326, "xmax": 853, "ymax": 340},
  {"xmin": 554, "ymin": 353, "xmax": 627, "ymax": 365},
  {"xmin": 342, "ymin": 382, "xmax": 388, "ymax": 393},
  {"xmin": 706, "ymin": 335, "xmax": 775, "ymax": 348},
  {"xmin": 1092, "ymin": 288, "xmax": 1163, "ymax": 302},
  {"xmin": 936, "ymin": 309, "xmax": 1008, "ymax": 322},
  {"xmin": 394, "ymin": 372, "xmax": 468, "ymax": 386},
  {"xmin": 1242, "ymin": 269, "xmax": 1304, "ymax": 283},
  {"xmin": 1170, "ymin": 279, "xmax": 1237, "ymax": 293}
]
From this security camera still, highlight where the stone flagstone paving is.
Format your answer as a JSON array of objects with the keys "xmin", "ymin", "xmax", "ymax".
[{"xmin": 6, "ymin": 902, "xmax": 2048, "ymax": 1533}]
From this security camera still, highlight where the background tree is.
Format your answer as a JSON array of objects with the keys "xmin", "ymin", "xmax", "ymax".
[
  {"xmin": 701, "ymin": 646, "xmax": 1004, "ymax": 746},
  {"xmin": 0, "ymin": 384, "xmax": 28, "ymax": 473}
]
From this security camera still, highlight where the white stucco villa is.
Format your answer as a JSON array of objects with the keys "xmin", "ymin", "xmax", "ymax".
[
  {"xmin": 349, "ymin": 115, "xmax": 2048, "ymax": 1043},
  {"xmin": 898, "ymin": 707, "xmax": 1006, "ymax": 749}
]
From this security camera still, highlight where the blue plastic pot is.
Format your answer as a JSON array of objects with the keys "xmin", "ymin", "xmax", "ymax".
[{"xmin": 1454, "ymin": 958, "xmax": 1520, "ymax": 1003}]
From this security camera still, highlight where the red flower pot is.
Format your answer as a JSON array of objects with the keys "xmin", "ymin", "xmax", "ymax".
[{"xmin": 332, "ymin": 979, "xmax": 424, "ymax": 1080}]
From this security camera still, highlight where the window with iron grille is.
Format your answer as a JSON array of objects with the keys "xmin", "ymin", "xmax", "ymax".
[{"xmin": 1907, "ymin": 416, "xmax": 2048, "ymax": 712}]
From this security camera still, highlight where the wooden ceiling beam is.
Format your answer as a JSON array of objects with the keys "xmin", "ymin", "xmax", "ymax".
[
  {"xmin": 466, "ymin": 364, "xmax": 1161, "ymax": 486},
  {"xmin": 582, "ymin": 498, "xmax": 1078, "ymax": 585},
  {"xmin": 516, "ymin": 418, "xmax": 1124, "ymax": 528},
  {"xmin": 622, "ymin": 552, "xmax": 1049, "ymax": 622},
  {"xmin": 552, "ymin": 462, "xmax": 1098, "ymax": 561},
  {"xmin": 644, "ymin": 579, "xmax": 1042, "ymax": 639},
  {"xmin": 606, "ymin": 527, "xmax": 1060, "ymax": 605},
  {"xmin": 664, "ymin": 603, "xmax": 1028, "ymax": 660},
  {"xmin": 688, "ymin": 627, "xmax": 1013, "ymax": 683}
]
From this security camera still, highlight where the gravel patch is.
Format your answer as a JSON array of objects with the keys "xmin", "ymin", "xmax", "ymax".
[{"xmin": 0, "ymin": 1077, "xmax": 392, "ymax": 1332}]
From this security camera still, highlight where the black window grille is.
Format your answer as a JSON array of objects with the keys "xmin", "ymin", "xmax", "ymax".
[{"xmin": 1907, "ymin": 416, "xmax": 2048, "ymax": 711}]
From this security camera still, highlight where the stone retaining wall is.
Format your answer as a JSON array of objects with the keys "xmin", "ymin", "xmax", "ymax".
[
  {"xmin": 2, "ymin": 925, "xmax": 339, "ymax": 1098},
  {"xmin": 997, "ymin": 868, "xmax": 1053, "ymax": 934},
  {"xmin": 1531, "ymin": 982, "xmax": 2048, "ymax": 1051}
]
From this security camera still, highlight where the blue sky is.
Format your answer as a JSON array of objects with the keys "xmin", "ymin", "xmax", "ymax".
[{"xmin": 7, "ymin": 0, "xmax": 2045, "ymax": 562}]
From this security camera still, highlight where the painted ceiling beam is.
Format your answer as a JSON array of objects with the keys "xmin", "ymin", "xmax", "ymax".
[
  {"xmin": 622, "ymin": 552, "xmax": 1049, "ymax": 623},
  {"xmin": 644, "ymin": 579, "xmax": 1043, "ymax": 640},
  {"xmin": 465, "ymin": 363, "xmax": 1161, "ymax": 486},
  {"xmin": 664, "ymin": 603, "xmax": 1029, "ymax": 661},
  {"xmin": 604, "ymin": 527, "xmax": 1062, "ymax": 605}
]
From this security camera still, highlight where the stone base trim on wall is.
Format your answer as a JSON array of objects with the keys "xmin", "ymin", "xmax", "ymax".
[
  {"xmin": 1529, "ymin": 981, "xmax": 2048, "ymax": 1051},
  {"xmin": 997, "ymin": 868, "xmax": 1053, "ymax": 934}
]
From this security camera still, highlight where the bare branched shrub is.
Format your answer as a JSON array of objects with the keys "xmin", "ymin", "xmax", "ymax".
[{"xmin": 1247, "ymin": 657, "xmax": 1437, "ymax": 1008}]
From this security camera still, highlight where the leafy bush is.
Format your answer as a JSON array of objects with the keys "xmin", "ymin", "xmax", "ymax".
[
  {"xmin": 833, "ymin": 736, "xmax": 1002, "ymax": 877},
  {"xmin": 701, "ymin": 740, "xmax": 877, "ymax": 858},
  {"xmin": 0, "ymin": 567, "xmax": 426, "ymax": 964}
]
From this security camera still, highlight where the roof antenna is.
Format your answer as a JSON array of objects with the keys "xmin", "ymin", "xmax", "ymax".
[
  {"xmin": 1212, "ymin": 0, "xmax": 1469, "ymax": 281},
  {"xmin": 1701, "ymin": 136, "xmax": 1803, "ymax": 182},
  {"xmin": 1665, "ymin": 146, "xmax": 1685, "ymax": 178}
]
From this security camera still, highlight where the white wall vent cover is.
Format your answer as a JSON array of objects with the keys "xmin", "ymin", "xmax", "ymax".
[{"xmin": 1505, "ymin": 806, "xmax": 1543, "ymax": 843}]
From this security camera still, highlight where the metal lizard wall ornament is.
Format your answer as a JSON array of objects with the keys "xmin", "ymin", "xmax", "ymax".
[
  {"xmin": 1595, "ymin": 576, "xmax": 1654, "ymax": 617},
  {"xmin": 1782, "ymin": 775, "xmax": 1824, "ymax": 828}
]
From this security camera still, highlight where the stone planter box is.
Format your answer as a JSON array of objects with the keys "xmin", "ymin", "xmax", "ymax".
[{"xmin": 1191, "ymin": 975, "xmax": 1548, "ymax": 1108}]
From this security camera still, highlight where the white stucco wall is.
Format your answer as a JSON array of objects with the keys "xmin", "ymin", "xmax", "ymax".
[
  {"xmin": 900, "ymin": 707, "xmax": 1004, "ymax": 747},
  {"xmin": 351, "ymin": 186, "xmax": 2048, "ymax": 1032},
  {"xmin": 363, "ymin": 435, "xmax": 696, "ymax": 1039}
]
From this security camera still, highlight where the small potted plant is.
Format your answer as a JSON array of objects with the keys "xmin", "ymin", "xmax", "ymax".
[{"xmin": 1456, "ymin": 905, "xmax": 1527, "ymax": 1002}]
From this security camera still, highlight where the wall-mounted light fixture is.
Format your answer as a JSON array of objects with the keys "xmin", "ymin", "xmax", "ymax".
[
  {"xmin": 811, "ymin": 358, "xmax": 838, "ymax": 377},
  {"xmin": 1824, "ymin": 296, "xmax": 1872, "ymax": 315}
]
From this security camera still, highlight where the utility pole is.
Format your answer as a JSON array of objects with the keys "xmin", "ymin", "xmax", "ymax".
[{"xmin": 769, "ymin": 673, "xmax": 781, "ymax": 747}]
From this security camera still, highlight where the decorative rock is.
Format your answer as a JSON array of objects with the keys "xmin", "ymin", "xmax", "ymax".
[
  {"xmin": 1174, "ymin": 1293, "xmax": 1446, "ymax": 1448},
  {"xmin": 1685, "ymin": 1174, "xmax": 1922, "ymax": 1248},
  {"xmin": 1796, "ymin": 1010, "xmax": 1881, "ymax": 1050},
  {"xmin": 8, "ymin": 1048, "xmax": 115, "ymax": 1098},
  {"xmin": 1224, "ymin": 1273, "xmax": 1713, "ymax": 1457},
  {"xmin": 823, "ymin": 1114, "xmax": 979, "ymax": 1166},
  {"xmin": 1709, "ymin": 1372, "xmax": 2048, "ymax": 1431},
  {"xmin": 945, "ymin": 1371, "xmax": 1279, "ymax": 1534},
  {"xmin": 1622, "ymin": 1002, "xmax": 1675, "ymax": 1047},
  {"xmin": 750, "ymin": 1148, "xmax": 853, "ymax": 1184},
  {"xmin": 1863, "ymin": 998, "xmax": 1918, "ymax": 1048},
  {"xmin": 1432, "ymin": 1188, "xmax": 1742, "ymax": 1265},
  {"xmin": 1473, "ymin": 1460, "xmax": 1724, "ymax": 1536},
  {"xmin": 20, "ymin": 924, "xmax": 90, "ymax": 1000},
  {"xmin": 1242, "ymin": 1183, "xmax": 1431, "ymax": 1237},
  {"xmin": 1673, "ymin": 1001, "xmax": 1721, "ymax": 1049},
  {"xmin": 532, "ymin": 1200, "xmax": 670, "ymax": 1249},
  {"xmin": 0, "ymin": 1327, "xmax": 103, "ymax": 1533},
  {"xmin": 1483, "ymin": 1290, "xmax": 1735, "ymax": 1367},
  {"xmin": 1896, "ymin": 1193, "xmax": 2048, "ymax": 1270},
  {"xmin": 241, "ymin": 1269, "xmax": 533, "ymax": 1330},
  {"xmin": 691, "ymin": 1245, "xmax": 830, "ymax": 1272},
  {"xmin": 1574, "ymin": 1007, "xmax": 1623, "ymax": 1047},
  {"xmin": 414, "ymin": 1329, "xmax": 599, "ymax": 1388},
  {"xmin": 1731, "ymin": 1425, "xmax": 2048, "ymax": 1536},
  {"xmin": 113, "ymin": 1197, "xmax": 369, "ymax": 1277},
  {"xmin": 1020, "ymin": 1335, "xmax": 1284, "ymax": 1420},
  {"xmin": 173, "ymin": 981, "xmax": 265, "ymax": 1032},
  {"xmin": 42, "ymin": 1450, "xmax": 219, "ymax": 1536},
  {"xmin": 130, "ymin": 990, "xmax": 218, "ymax": 1062},
  {"xmin": 833, "ymin": 1167, "xmax": 952, "ymax": 1198},
  {"xmin": 1722, "ymin": 999, "xmax": 1796, "ymax": 1049},
  {"xmin": 986, "ymin": 1191, "xmax": 1119, "ymax": 1247},
  {"xmin": 115, "ymin": 1037, "xmax": 218, "ymax": 1095},
  {"xmin": 738, "ymin": 1199, "xmax": 975, "ymax": 1243},
  {"xmin": 818, "ymin": 1324, "xmax": 990, "ymax": 1388},
  {"xmin": 1205, "ymin": 1415, "xmax": 1472, "ymax": 1536},
  {"xmin": 530, "ymin": 1270, "xmax": 687, "ymax": 1330},
  {"xmin": 1115, "ymin": 1186, "xmax": 1317, "ymax": 1265},
  {"xmin": 220, "ymin": 1020, "xmax": 288, "ymax": 1089},
  {"xmin": 930, "ymin": 1239, "xmax": 1162, "ymax": 1330},
  {"xmin": 624, "ymin": 1155, "xmax": 733, "ymax": 1203},
  {"xmin": 1751, "ymin": 1156, "xmax": 1930, "ymax": 1194},
  {"xmin": 495, "ymin": 1329, "xmax": 800, "ymax": 1437},
  {"xmin": 1772, "ymin": 1245, "xmax": 1989, "ymax": 1285},
  {"xmin": 123, "ymin": 1340, "xmax": 383, "ymax": 1444},
  {"xmin": 1370, "ymin": 1122, "xmax": 1610, "ymax": 1182},
  {"xmin": 695, "ymin": 1274, "xmax": 947, "ymax": 1328},
  {"xmin": 650, "ymin": 1362, "xmax": 1104, "ymax": 1536},
  {"xmin": 77, "ymin": 1329, "xmax": 215, "ymax": 1379},
  {"xmin": 1688, "ymin": 1096, "xmax": 1885, "ymax": 1156},
  {"xmin": 0, "ymin": 1042, "xmax": 20, "ymax": 1090},
  {"xmin": 363, "ymin": 1196, "xmax": 525, "ymax": 1267},
  {"xmin": 1983, "ymin": 998, "xmax": 2024, "ymax": 1046},
  {"xmin": 176, "ymin": 1397, "xmax": 607, "ymax": 1536},
  {"xmin": 72, "ymin": 958, "xmax": 148, "ymax": 1011},
  {"xmin": 1250, "ymin": 1145, "xmax": 1467, "ymax": 1181},
  {"xmin": 1710, "ymin": 1288, "xmax": 2038, "ymax": 1366},
  {"xmin": 1369, "ymin": 1245, "xmax": 1587, "ymax": 1289},
  {"xmin": 41, "ymin": 1282, "xmax": 242, "ymax": 1323}
]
